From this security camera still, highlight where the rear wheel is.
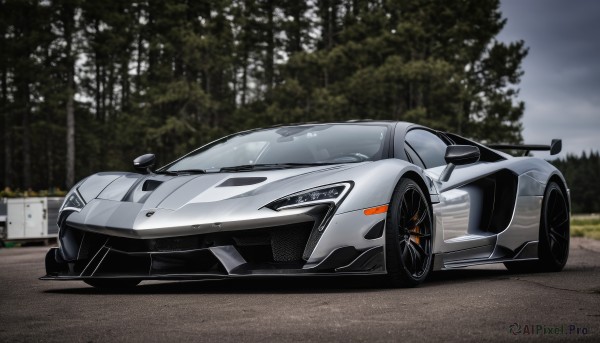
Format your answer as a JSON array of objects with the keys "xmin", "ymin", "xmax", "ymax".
[
  {"xmin": 385, "ymin": 178, "xmax": 433, "ymax": 287},
  {"xmin": 504, "ymin": 182, "xmax": 570, "ymax": 272},
  {"xmin": 84, "ymin": 278, "xmax": 141, "ymax": 289}
]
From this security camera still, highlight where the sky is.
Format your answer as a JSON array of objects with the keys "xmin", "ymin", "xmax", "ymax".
[{"xmin": 498, "ymin": 0, "xmax": 600, "ymax": 157}]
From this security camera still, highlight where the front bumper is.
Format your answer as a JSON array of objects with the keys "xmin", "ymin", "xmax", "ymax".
[{"xmin": 42, "ymin": 208, "xmax": 387, "ymax": 281}]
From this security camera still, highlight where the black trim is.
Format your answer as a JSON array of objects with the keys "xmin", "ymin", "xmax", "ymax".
[
  {"xmin": 45, "ymin": 248, "xmax": 68, "ymax": 276},
  {"xmin": 487, "ymin": 139, "xmax": 562, "ymax": 156},
  {"xmin": 217, "ymin": 177, "xmax": 267, "ymax": 187},
  {"xmin": 302, "ymin": 205, "xmax": 338, "ymax": 260},
  {"xmin": 364, "ymin": 220, "xmax": 385, "ymax": 240},
  {"xmin": 335, "ymin": 246, "xmax": 384, "ymax": 272},
  {"xmin": 444, "ymin": 132, "xmax": 505, "ymax": 162},
  {"xmin": 142, "ymin": 179, "xmax": 162, "ymax": 191},
  {"xmin": 444, "ymin": 145, "xmax": 480, "ymax": 165},
  {"xmin": 304, "ymin": 246, "xmax": 360, "ymax": 271}
]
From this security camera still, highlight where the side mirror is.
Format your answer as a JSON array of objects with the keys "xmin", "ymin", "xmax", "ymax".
[
  {"xmin": 550, "ymin": 139, "xmax": 562, "ymax": 155},
  {"xmin": 439, "ymin": 145, "xmax": 480, "ymax": 182},
  {"xmin": 445, "ymin": 145, "xmax": 480, "ymax": 165},
  {"xmin": 133, "ymin": 153, "xmax": 156, "ymax": 174}
]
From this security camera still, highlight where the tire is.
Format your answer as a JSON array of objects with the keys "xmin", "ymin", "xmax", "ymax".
[
  {"xmin": 504, "ymin": 181, "xmax": 570, "ymax": 272},
  {"xmin": 84, "ymin": 278, "xmax": 141, "ymax": 289},
  {"xmin": 385, "ymin": 178, "xmax": 433, "ymax": 287}
]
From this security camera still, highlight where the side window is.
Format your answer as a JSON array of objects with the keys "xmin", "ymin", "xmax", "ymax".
[{"xmin": 405, "ymin": 129, "xmax": 448, "ymax": 168}]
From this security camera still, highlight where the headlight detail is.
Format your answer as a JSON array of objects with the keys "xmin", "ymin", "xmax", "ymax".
[
  {"xmin": 60, "ymin": 189, "xmax": 86, "ymax": 212},
  {"xmin": 267, "ymin": 183, "xmax": 352, "ymax": 211}
]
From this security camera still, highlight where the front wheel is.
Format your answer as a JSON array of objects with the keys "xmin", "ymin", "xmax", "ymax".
[{"xmin": 385, "ymin": 178, "xmax": 433, "ymax": 287}]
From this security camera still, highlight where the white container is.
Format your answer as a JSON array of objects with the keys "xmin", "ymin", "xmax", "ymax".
[{"xmin": 3, "ymin": 197, "xmax": 63, "ymax": 242}]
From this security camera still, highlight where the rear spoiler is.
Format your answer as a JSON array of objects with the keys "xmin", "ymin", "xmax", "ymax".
[{"xmin": 487, "ymin": 139, "xmax": 562, "ymax": 156}]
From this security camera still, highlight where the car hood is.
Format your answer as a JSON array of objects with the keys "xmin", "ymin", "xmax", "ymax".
[{"xmin": 65, "ymin": 163, "xmax": 368, "ymax": 238}]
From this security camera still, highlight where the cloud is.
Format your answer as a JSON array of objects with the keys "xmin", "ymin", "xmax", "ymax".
[{"xmin": 498, "ymin": 0, "xmax": 600, "ymax": 156}]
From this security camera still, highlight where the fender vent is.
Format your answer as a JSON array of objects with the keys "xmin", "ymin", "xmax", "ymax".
[{"xmin": 364, "ymin": 220, "xmax": 385, "ymax": 239}]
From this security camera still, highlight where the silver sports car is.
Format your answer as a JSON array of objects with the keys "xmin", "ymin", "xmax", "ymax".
[{"xmin": 42, "ymin": 121, "xmax": 570, "ymax": 288}]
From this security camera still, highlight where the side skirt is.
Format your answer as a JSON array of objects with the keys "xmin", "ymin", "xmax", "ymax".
[{"xmin": 433, "ymin": 241, "xmax": 539, "ymax": 270}]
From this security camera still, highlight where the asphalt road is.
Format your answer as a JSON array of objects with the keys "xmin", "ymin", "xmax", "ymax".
[{"xmin": 1, "ymin": 238, "xmax": 599, "ymax": 342}]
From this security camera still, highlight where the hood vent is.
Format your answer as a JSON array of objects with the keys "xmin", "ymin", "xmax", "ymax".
[
  {"xmin": 217, "ymin": 177, "xmax": 267, "ymax": 187},
  {"xmin": 142, "ymin": 179, "xmax": 163, "ymax": 191}
]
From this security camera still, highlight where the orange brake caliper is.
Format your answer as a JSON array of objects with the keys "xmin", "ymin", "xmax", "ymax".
[{"xmin": 411, "ymin": 212, "xmax": 420, "ymax": 245}]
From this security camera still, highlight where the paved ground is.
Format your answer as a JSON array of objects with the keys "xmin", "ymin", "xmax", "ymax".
[{"xmin": 0, "ymin": 238, "xmax": 599, "ymax": 342}]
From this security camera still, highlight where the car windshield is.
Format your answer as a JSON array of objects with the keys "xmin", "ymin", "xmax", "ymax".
[{"xmin": 165, "ymin": 124, "xmax": 389, "ymax": 172}]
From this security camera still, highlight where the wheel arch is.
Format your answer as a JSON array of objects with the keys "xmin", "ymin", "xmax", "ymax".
[
  {"xmin": 400, "ymin": 170, "xmax": 434, "ymax": 206},
  {"xmin": 547, "ymin": 172, "xmax": 570, "ymax": 213}
]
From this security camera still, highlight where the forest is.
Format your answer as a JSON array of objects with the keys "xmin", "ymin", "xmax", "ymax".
[
  {"xmin": 1, "ymin": 1, "xmax": 596, "ymax": 213},
  {"xmin": 552, "ymin": 152, "xmax": 600, "ymax": 214},
  {"xmin": 0, "ymin": 0, "xmax": 529, "ymax": 190}
]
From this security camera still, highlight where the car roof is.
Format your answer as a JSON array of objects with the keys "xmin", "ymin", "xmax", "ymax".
[
  {"xmin": 248, "ymin": 120, "xmax": 413, "ymax": 131},
  {"xmin": 230, "ymin": 121, "xmax": 423, "ymax": 142}
]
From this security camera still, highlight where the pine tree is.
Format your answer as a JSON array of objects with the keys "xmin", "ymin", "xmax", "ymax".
[
  {"xmin": 0, "ymin": 0, "xmax": 532, "ymax": 190},
  {"xmin": 262, "ymin": 0, "xmax": 527, "ymax": 144}
]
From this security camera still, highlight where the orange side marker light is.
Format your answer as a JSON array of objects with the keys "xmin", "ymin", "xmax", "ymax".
[{"xmin": 363, "ymin": 204, "xmax": 389, "ymax": 216}]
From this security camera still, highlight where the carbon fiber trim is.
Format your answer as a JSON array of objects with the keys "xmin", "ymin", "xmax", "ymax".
[{"xmin": 302, "ymin": 205, "xmax": 336, "ymax": 260}]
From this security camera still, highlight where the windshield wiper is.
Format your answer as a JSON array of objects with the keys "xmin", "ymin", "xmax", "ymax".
[
  {"xmin": 154, "ymin": 170, "xmax": 178, "ymax": 175},
  {"xmin": 158, "ymin": 169, "xmax": 207, "ymax": 175},
  {"xmin": 219, "ymin": 163, "xmax": 338, "ymax": 172}
]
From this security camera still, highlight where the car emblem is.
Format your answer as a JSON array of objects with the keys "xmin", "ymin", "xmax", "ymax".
[{"xmin": 146, "ymin": 211, "xmax": 155, "ymax": 217}]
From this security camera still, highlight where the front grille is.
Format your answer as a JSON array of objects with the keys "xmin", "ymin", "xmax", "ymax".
[
  {"xmin": 152, "ymin": 236, "xmax": 202, "ymax": 251},
  {"xmin": 60, "ymin": 220, "xmax": 317, "ymax": 266},
  {"xmin": 271, "ymin": 224, "xmax": 312, "ymax": 262}
]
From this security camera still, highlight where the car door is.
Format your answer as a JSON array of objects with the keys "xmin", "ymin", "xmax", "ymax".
[{"xmin": 404, "ymin": 129, "xmax": 496, "ymax": 261}]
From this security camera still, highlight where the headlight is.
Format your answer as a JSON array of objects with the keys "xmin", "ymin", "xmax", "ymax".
[
  {"xmin": 60, "ymin": 188, "xmax": 86, "ymax": 212},
  {"xmin": 267, "ymin": 183, "xmax": 352, "ymax": 211}
]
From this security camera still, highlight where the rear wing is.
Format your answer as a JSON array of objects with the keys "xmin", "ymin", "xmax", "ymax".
[{"xmin": 487, "ymin": 139, "xmax": 562, "ymax": 156}]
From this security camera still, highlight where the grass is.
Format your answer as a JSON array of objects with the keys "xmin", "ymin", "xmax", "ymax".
[
  {"xmin": 571, "ymin": 214, "xmax": 600, "ymax": 240},
  {"xmin": 0, "ymin": 241, "xmax": 18, "ymax": 248}
]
